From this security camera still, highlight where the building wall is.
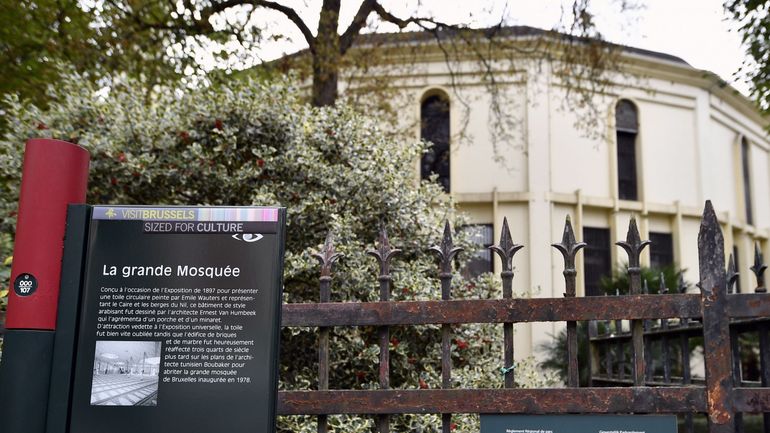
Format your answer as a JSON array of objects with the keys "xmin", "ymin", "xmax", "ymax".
[{"xmin": 384, "ymin": 52, "xmax": 770, "ymax": 360}]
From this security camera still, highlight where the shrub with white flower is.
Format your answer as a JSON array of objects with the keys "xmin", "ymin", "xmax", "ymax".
[{"xmin": 0, "ymin": 75, "xmax": 556, "ymax": 432}]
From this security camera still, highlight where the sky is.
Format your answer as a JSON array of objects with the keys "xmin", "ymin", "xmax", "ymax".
[{"xmin": 233, "ymin": 0, "xmax": 751, "ymax": 96}]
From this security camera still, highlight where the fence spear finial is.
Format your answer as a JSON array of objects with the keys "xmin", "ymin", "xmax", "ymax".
[
  {"xmin": 367, "ymin": 226, "xmax": 401, "ymax": 279},
  {"xmin": 697, "ymin": 200, "xmax": 725, "ymax": 296},
  {"xmin": 750, "ymin": 242, "xmax": 767, "ymax": 293},
  {"xmin": 616, "ymin": 216, "xmax": 650, "ymax": 269},
  {"xmin": 313, "ymin": 231, "xmax": 344, "ymax": 280},
  {"xmin": 430, "ymin": 221, "xmax": 463, "ymax": 276},
  {"xmin": 551, "ymin": 215, "xmax": 586, "ymax": 293},
  {"xmin": 659, "ymin": 272, "xmax": 668, "ymax": 294},
  {"xmin": 727, "ymin": 253, "xmax": 739, "ymax": 294},
  {"xmin": 677, "ymin": 272, "xmax": 688, "ymax": 294},
  {"xmin": 490, "ymin": 217, "xmax": 524, "ymax": 274}
]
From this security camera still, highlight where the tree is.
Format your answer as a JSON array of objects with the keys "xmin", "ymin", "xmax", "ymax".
[
  {"xmin": 1, "ymin": 1, "xmax": 631, "ymax": 163},
  {"xmin": 54, "ymin": 0, "xmax": 631, "ymax": 165},
  {"xmin": 0, "ymin": 1, "xmax": 174, "ymax": 113},
  {"xmin": 725, "ymin": 0, "xmax": 770, "ymax": 115},
  {"xmin": 54, "ymin": 0, "xmax": 621, "ymax": 108},
  {"xmin": 0, "ymin": 0, "xmax": 94, "ymax": 109}
]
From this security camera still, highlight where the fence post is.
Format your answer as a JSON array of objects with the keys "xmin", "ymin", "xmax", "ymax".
[
  {"xmin": 727, "ymin": 255, "xmax": 743, "ymax": 433},
  {"xmin": 552, "ymin": 215, "xmax": 585, "ymax": 388},
  {"xmin": 312, "ymin": 233, "xmax": 343, "ymax": 433},
  {"xmin": 491, "ymin": 217, "xmax": 523, "ymax": 388},
  {"xmin": 643, "ymin": 281, "xmax": 653, "ymax": 383},
  {"xmin": 617, "ymin": 294, "xmax": 628, "ymax": 382},
  {"xmin": 660, "ymin": 275, "xmax": 672, "ymax": 384},
  {"xmin": 698, "ymin": 201, "xmax": 735, "ymax": 433},
  {"xmin": 617, "ymin": 216, "xmax": 650, "ymax": 386},
  {"xmin": 588, "ymin": 320, "xmax": 599, "ymax": 386},
  {"xmin": 677, "ymin": 274, "xmax": 693, "ymax": 408},
  {"xmin": 430, "ymin": 222, "xmax": 462, "ymax": 433},
  {"xmin": 367, "ymin": 228, "xmax": 401, "ymax": 433},
  {"xmin": 749, "ymin": 243, "xmax": 770, "ymax": 433},
  {"xmin": 604, "ymin": 293, "xmax": 614, "ymax": 379}
]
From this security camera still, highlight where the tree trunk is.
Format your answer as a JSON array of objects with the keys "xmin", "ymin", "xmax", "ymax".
[
  {"xmin": 312, "ymin": 0, "xmax": 341, "ymax": 107},
  {"xmin": 312, "ymin": 56, "xmax": 339, "ymax": 107}
]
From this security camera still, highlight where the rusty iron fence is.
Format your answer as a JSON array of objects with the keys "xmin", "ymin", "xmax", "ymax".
[
  {"xmin": 277, "ymin": 201, "xmax": 770, "ymax": 433},
  {"xmin": 589, "ymin": 243, "xmax": 770, "ymax": 433}
]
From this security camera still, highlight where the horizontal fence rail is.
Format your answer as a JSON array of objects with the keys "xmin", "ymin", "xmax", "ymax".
[
  {"xmin": 277, "ymin": 388, "xmax": 709, "ymax": 415},
  {"xmin": 281, "ymin": 294, "xmax": 770, "ymax": 327},
  {"xmin": 274, "ymin": 387, "xmax": 770, "ymax": 416}
]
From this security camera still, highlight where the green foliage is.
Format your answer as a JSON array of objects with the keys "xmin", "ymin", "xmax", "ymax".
[
  {"xmin": 0, "ymin": 237, "xmax": 11, "ymax": 314},
  {"xmin": 0, "ymin": 75, "xmax": 555, "ymax": 432},
  {"xmin": 0, "ymin": 252, "xmax": 10, "ymax": 355},
  {"xmin": 537, "ymin": 322, "xmax": 592, "ymax": 387},
  {"xmin": 0, "ymin": 1, "xmax": 96, "ymax": 109},
  {"xmin": 599, "ymin": 263, "xmax": 686, "ymax": 295},
  {"xmin": 725, "ymin": 0, "xmax": 770, "ymax": 114},
  {"xmin": 0, "ymin": 1, "xmax": 176, "ymax": 130}
]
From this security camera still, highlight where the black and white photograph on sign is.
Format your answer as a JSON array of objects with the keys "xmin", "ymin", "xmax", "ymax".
[{"xmin": 90, "ymin": 340, "xmax": 161, "ymax": 406}]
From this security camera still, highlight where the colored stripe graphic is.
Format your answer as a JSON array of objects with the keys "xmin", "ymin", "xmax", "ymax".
[{"xmin": 93, "ymin": 206, "xmax": 279, "ymax": 222}]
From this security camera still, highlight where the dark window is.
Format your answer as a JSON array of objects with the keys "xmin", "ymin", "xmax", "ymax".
[
  {"xmin": 421, "ymin": 94, "xmax": 450, "ymax": 192},
  {"xmin": 616, "ymin": 100, "xmax": 638, "ymax": 201},
  {"xmin": 742, "ymin": 137, "xmax": 753, "ymax": 225},
  {"xmin": 583, "ymin": 227, "xmax": 612, "ymax": 296},
  {"xmin": 649, "ymin": 232, "xmax": 674, "ymax": 270},
  {"xmin": 461, "ymin": 224, "xmax": 494, "ymax": 279}
]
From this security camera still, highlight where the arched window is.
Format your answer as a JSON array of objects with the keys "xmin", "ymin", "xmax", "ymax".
[
  {"xmin": 615, "ymin": 99, "xmax": 639, "ymax": 201},
  {"xmin": 421, "ymin": 94, "xmax": 450, "ymax": 192},
  {"xmin": 741, "ymin": 137, "xmax": 753, "ymax": 225}
]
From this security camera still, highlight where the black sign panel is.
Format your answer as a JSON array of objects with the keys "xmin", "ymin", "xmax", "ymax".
[
  {"xmin": 480, "ymin": 414, "xmax": 677, "ymax": 433},
  {"xmin": 68, "ymin": 206, "xmax": 285, "ymax": 433}
]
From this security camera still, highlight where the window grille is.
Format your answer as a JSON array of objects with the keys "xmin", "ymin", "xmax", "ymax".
[
  {"xmin": 616, "ymin": 100, "xmax": 638, "ymax": 201},
  {"xmin": 741, "ymin": 137, "xmax": 753, "ymax": 225}
]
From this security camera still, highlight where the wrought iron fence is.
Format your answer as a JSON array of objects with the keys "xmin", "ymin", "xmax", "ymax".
[
  {"xmin": 589, "ymin": 243, "xmax": 770, "ymax": 433},
  {"xmin": 278, "ymin": 201, "xmax": 770, "ymax": 433}
]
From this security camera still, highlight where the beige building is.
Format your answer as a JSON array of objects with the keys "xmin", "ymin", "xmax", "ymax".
[{"xmin": 348, "ymin": 27, "xmax": 770, "ymax": 359}]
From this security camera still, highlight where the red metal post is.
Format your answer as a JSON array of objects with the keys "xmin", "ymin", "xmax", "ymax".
[
  {"xmin": 5, "ymin": 138, "xmax": 89, "ymax": 330},
  {"xmin": 0, "ymin": 138, "xmax": 89, "ymax": 433}
]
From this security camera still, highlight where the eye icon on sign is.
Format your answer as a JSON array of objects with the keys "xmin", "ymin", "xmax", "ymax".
[{"xmin": 232, "ymin": 233, "xmax": 263, "ymax": 243}]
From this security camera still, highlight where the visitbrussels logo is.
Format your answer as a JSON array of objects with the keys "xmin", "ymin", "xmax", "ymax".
[{"xmin": 231, "ymin": 233, "xmax": 263, "ymax": 243}]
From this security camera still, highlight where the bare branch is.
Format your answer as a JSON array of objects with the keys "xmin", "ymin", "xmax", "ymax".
[
  {"xmin": 251, "ymin": 1, "xmax": 316, "ymax": 52},
  {"xmin": 127, "ymin": 1, "xmax": 317, "ymax": 53},
  {"xmin": 370, "ymin": 2, "xmax": 449, "ymax": 30},
  {"xmin": 371, "ymin": 2, "xmax": 412, "ymax": 28},
  {"xmin": 339, "ymin": 0, "xmax": 378, "ymax": 54}
]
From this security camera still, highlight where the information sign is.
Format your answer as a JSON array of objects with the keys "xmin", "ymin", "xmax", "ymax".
[
  {"xmin": 480, "ymin": 414, "xmax": 677, "ymax": 433},
  {"xmin": 67, "ymin": 206, "xmax": 286, "ymax": 433}
]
